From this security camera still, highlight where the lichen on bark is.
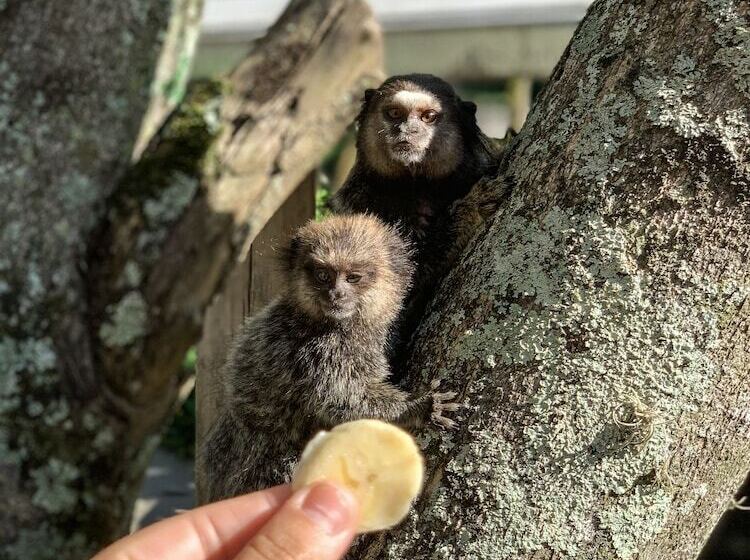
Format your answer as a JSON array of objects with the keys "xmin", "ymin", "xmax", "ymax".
[
  {"xmin": 389, "ymin": 206, "xmax": 732, "ymax": 559},
  {"xmin": 0, "ymin": 0, "xmax": 171, "ymax": 555},
  {"xmin": 363, "ymin": 1, "xmax": 750, "ymax": 559}
]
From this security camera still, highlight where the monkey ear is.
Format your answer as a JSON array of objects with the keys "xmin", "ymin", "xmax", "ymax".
[
  {"xmin": 460, "ymin": 100, "xmax": 477, "ymax": 116},
  {"xmin": 357, "ymin": 88, "xmax": 378, "ymax": 126}
]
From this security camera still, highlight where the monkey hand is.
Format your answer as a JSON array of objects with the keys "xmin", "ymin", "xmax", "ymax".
[{"xmin": 428, "ymin": 379, "xmax": 461, "ymax": 430}]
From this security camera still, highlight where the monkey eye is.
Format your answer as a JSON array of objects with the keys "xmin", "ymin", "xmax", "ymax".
[
  {"xmin": 386, "ymin": 107, "xmax": 404, "ymax": 120},
  {"xmin": 313, "ymin": 268, "xmax": 330, "ymax": 284},
  {"xmin": 346, "ymin": 273, "xmax": 362, "ymax": 284},
  {"xmin": 421, "ymin": 110, "xmax": 438, "ymax": 123}
]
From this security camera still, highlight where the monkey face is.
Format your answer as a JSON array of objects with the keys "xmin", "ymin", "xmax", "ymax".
[
  {"xmin": 305, "ymin": 264, "xmax": 373, "ymax": 320},
  {"xmin": 292, "ymin": 254, "xmax": 380, "ymax": 322},
  {"xmin": 359, "ymin": 77, "xmax": 474, "ymax": 180},
  {"xmin": 381, "ymin": 91, "xmax": 445, "ymax": 165},
  {"xmin": 285, "ymin": 215, "xmax": 414, "ymax": 325}
]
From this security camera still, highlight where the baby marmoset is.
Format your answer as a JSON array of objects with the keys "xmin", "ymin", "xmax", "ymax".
[
  {"xmin": 196, "ymin": 214, "xmax": 456, "ymax": 503},
  {"xmin": 330, "ymin": 73, "xmax": 502, "ymax": 363}
]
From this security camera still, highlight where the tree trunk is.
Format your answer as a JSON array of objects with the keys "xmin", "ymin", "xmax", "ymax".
[
  {"xmin": 360, "ymin": 1, "xmax": 750, "ymax": 559},
  {"xmin": 0, "ymin": 0, "xmax": 381, "ymax": 556},
  {"xmin": 0, "ymin": 1, "xmax": 170, "ymax": 556}
]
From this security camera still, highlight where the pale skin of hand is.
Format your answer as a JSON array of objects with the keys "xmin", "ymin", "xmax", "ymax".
[{"xmin": 93, "ymin": 482, "xmax": 360, "ymax": 560}]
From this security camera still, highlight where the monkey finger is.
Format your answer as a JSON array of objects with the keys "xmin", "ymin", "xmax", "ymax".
[
  {"xmin": 440, "ymin": 403, "xmax": 461, "ymax": 412},
  {"xmin": 431, "ymin": 413, "xmax": 457, "ymax": 430}
]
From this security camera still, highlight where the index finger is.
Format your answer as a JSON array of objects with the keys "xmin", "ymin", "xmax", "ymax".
[{"xmin": 93, "ymin": 485, "xmax": 292, "ymax": 560}]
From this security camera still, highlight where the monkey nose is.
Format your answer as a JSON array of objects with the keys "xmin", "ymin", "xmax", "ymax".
[
  {"xmin": 329, "ymin": 288, "xmax": 344, "ymax": 301},
  {"xmin": 399, "ymin": 122, "xmax": 417, "ymax": 134}
]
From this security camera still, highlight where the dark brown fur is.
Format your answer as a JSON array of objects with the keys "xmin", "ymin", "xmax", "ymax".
[
  {"xmin": 330, "ymin": 74, "xmax": 502, "ymax": 366},
  {"xmin": 196, "ymin": 214, "xmax": 456, "ymax": 503}
]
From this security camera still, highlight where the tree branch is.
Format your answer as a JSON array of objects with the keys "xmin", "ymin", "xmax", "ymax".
[
  {"xmin": 88, "ymin": 0, "xmax": 383, "ymax": 447},
  {"xmin": 132, "ymin": 0, "xmax": 206, "ymax": 160}
]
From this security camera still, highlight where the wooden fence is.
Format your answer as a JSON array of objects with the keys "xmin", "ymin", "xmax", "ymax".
[{"xmin": 195, "ymin": 173, "xmax": 315, "ymax": 501}]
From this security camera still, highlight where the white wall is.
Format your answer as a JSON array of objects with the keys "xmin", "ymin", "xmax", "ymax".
[{"xmin": 202, "ymin": 0, "xmax": 592, "ymax": 37}]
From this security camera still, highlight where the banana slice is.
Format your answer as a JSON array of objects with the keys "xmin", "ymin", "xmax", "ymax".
[{"xmin": 292, "ymin": 419, "xmax": 424, "ymax": 533}]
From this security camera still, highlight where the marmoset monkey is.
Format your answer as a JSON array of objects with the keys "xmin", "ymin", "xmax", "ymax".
[
  {"xmin": 330, "ymin": 73, "xmax": 504, "ymax": 365},
  {"xmin": 196, "ymin": 214, "xmax": 456, "ymax": 502}
]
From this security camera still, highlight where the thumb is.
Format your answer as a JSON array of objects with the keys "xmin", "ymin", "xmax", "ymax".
[{"xmin": 236, "ymin": 481, "xmax": 360, "ymax": 560}]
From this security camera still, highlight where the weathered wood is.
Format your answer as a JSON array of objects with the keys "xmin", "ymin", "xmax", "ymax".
[
  {"xmin": 248, "ymin": 174, "xmax": 316, "ymax": 316},
  {"xmin": 359, "ymin": 1, "xmax": 750, "ymax": 559},
  {"xmin": 195, "ymin": 258, "xmax": 250, "ymax": 453},
  {"xmin": 195, "ymin": 173, "xmax": 315, "ymax": 464},
  {"xmin": 85, "ymin": 1, "xmax": 383, "ymax": 458}
]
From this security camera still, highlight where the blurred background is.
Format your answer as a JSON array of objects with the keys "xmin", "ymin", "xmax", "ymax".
[
  {"xmin": 197, "ymin": 0, "xmax": 592, "ymax": 136},
  {"xmin": 132, "ymin": 2, "xmax": 749, "ymax": 559}
]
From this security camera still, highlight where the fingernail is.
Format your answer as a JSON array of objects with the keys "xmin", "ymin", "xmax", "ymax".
[{"xmin": 299, "ymin": 481, "xmax": 357, "ymax": 535}]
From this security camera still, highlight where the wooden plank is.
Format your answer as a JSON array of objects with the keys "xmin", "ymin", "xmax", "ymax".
[
  {"xmin": 195, "ymin": 250, "xmax": 249, "ymax": 449},
  {"xmin": 248, "ymin": 174, "xmax": 316, "ymax": 315},
  {"xmin": 195, "ymin": 173, "xmax": 316, "ymax": 474}
]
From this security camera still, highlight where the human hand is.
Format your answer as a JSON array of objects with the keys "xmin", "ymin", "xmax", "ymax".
[{"xmin": 93, "ymin": 482, "xmax": 360, "ymax": 560}]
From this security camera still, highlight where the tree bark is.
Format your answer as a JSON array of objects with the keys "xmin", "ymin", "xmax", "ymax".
[
  {"xmin": 132, "ymin": 0, "xmax": 206, "ymax": 160},
  {"xmin": 0, "ymin": 1, "xmax": 170, "ymax": 556},
  {"xmin": 360, "ymin": 1, "xmax": 750, "ymax": 559},
  {"xmin": 0, "ymin": 0, "xmax": 381, "ymax": 556}
]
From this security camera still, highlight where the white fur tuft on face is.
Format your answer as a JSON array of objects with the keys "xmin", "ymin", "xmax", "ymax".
[
  {"xmin": 391, "ymin": 90, "xmax": 437, "ymax": 109},
  {"xmin": 362, "ymin": 87, "xmax": 463, "ymax": 179}
]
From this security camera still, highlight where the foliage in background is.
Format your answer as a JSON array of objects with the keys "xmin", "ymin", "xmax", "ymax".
[
  {"xmin": 316, "ymin": 180, "xmax": 332, "ymax": 220},
  {"xmin": 315, "ymin": 127, "xmax": 355, "ymax": 220}
]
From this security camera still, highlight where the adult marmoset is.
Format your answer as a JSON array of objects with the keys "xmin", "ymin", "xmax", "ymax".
[
  {"xmin": 196, "ymin": 214, "xmax": 456, "ymax": 503},
  {"xmin": 330, "ymin": 73, "xmax": 503, "ymax": 364}
]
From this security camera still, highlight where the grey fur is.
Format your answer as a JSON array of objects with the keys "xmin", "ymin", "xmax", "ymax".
[{"xmin": 196, "ymin": 214, "xmax": 455, "ymax": 503}]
